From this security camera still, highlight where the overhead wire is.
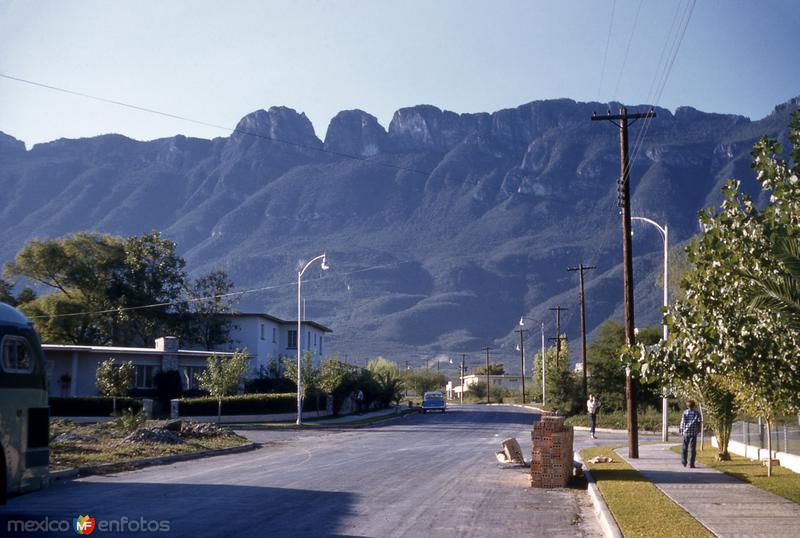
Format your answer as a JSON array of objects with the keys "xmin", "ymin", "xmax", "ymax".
[
  {"xmin": 0, "ymin": 72, "xmax": 431, "ymax": 176},
  {"xmin": 27, "ymin": 259, "xmax": 412, "ymax": 320}
]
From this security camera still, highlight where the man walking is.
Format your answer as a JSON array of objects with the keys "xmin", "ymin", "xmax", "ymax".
[{"xmin": 679, "ymin": 399, "xmax": 702, "ymax": 468}]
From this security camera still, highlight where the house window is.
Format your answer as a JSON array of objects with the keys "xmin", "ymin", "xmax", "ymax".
[
  {"xmin": 287, "ymin": 330, "xmax": 297, "ymax": 349},
  {"xmin": 319, "ymin": 335, "xmax": 323, "ymax": 354},
  {"xmin": 134, "ymin": 365, "xmax": 159, "ymax": 389},
  {"xmin": 314, "ymin": 334, "xmax": 317, "ymax": 346},
  {"xmin": 307, "ymin": 331, "xmax": 311, "ymax": 350},
  {"xmin": 1, "ymin": 336, "xmax": 34, "ymax": 373},
  {"xmin": 182, "ymin": 366, "xmax": 206, "ymax": 390},
  {"xmin": 272, "ymin": 328, "xmax": 277, "ymax": 343},
  {"xmin": 260, "ymin": 324, "xmax": 265, "ymax": 340}
]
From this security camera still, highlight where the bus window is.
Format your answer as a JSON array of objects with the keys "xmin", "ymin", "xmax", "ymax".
[{"xmin": 1, "ymin": 302, "xmax": 49, "ymax": 504}]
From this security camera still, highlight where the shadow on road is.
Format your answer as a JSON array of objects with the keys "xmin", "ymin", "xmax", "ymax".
[{"xmin": 1, "ymin": 482, "xmax": 356, "ymax": 537}]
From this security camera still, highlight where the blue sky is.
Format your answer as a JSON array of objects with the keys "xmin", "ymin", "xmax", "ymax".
[{"xmin": 1, "ymin": 0, "xmax": 798, "ymax": 147}]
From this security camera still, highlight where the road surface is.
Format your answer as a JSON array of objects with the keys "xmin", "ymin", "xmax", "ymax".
[{"xmin": 2, "ymin": 404, "xmax": 610, "ymax": 537}]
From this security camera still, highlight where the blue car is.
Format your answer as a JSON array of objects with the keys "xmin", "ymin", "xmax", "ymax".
[{"xmin": 421, "ymin": 391, "xmax": 446, "ymax": 413}]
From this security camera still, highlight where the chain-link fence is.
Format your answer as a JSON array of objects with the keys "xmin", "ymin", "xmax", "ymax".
[{"xmin": 729, "ymin": 419, "xmax": 800, "ymax": 456}]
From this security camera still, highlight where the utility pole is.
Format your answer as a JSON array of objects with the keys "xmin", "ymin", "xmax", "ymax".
[
  {"xmin": 548, "ymin": 306, "xmax": 568, "ymax": 367},
  {"xmin": 460, "ymin": 353, "xmax": 466, "ymax": 404},
  {"xmin": 514, "ymin": 329, "xmax": 528, "ymax": 404},
  {"xmin": 568, "ymin": 264, "xmax": 596, "ymax": 402},
  {"xmin": 483, "ymin": 347, "xmax": 491, "ymax": 405},
  {"xmin": 592, "ymin": 105, "xmax": 656, "ymax": 459}
]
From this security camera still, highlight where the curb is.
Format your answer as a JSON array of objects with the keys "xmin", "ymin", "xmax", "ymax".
[
  {"xmin": 574, "ymin": 453, "xmax": 622, "ymax": 538},
  {"xmin": 48, "ymin": 442, "xmax": 259, "ymax": 483}
]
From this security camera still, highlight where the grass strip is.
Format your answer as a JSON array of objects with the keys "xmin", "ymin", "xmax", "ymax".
[
  {"xmin": 580, "ymin": 445, "xmax": 713, "ymax": 538},
  {"xmin": 670, "ymin": 441, "xmax": 800, "ymax": 505}
]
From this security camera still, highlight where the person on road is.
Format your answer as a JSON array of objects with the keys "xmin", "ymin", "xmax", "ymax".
[
  {"xmin": 587, "ymin": 394, "xmax": 600, "ymax": 439},
  {"xmin": 679, "ymin": 399, "xmax": 702, "ymax": 468}
]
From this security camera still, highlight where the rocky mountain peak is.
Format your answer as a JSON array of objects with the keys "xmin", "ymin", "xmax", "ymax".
[
  {"xmin": 0, "ymin": 132, "xmax": 26, "ymax": 155},
  {"xmin": 323, "ymin": 109, "xmax": 387, "ymax": 157},
  {"xmin": 231, "ymin": 106, "xmax": 322, "ymax": 150},
  {"xmin": 388, "ymin": 105, "xmax": 481, "ymax": 149}
]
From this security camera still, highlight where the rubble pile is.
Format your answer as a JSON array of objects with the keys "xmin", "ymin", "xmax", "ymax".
[
  {"xmin": 180, "ymin": 421, "xmax": 224, "ymax": 436},
  {"xmin": 120, "ymin": 428, "xmax": 185, "ymax": 445},
  {"xmin": 530, "ymin": 415, "xmax": 574, "ymax": 488}
]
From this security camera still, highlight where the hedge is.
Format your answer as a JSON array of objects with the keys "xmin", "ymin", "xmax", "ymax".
[
  {"xmin": 178, "ymin": 393, "xmax": 323, "ymax": 416},
  {"xmin": 49, "ymin": 396, "xmax": 143, "ymax": 417}
]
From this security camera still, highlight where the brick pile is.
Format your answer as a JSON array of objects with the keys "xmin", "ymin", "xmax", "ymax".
[{"xmin": 530, "ymin": 415, "xmax": 574, "ymax": 488}]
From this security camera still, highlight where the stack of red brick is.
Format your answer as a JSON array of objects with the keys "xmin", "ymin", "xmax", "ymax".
[{"xmin": 530, "ymin": 415, "xmax": 574, "ymax": 488}]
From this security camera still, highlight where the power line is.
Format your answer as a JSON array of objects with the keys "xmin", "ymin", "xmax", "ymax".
[
  {"xmin": 27, "ymin": 259, "xmax": 411, "ymax": 320},
  {"xmin": 596, "ymin": 0, "xmax": 617, "ymax": 97},
  {"xmin": 611, "ymin": 0, "xmax": 644, "ymax": 101},
  {"xmin": 0, "ymin": 72, "xmax": 430, "ymax": 176}
]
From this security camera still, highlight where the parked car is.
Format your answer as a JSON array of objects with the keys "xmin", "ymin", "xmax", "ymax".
[{"xmin": 421, "ymin": 391, "xmax": 446, "ymax": 413}]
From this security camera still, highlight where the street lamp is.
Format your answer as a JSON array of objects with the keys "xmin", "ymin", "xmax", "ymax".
[
  {"xmin": 631, "ymin": 216, "xmax": 669, "ymax": 441},
  {"xmin": 520, "ymin": 317, "xmax": 546, "ymax": 406},
  {"xmin": 514, "ymin": 329, "xmax": 528, "ymax": 404},
  {"xmin": 296, "ymin": 253, "xmax": 329, "ymax": 425}
]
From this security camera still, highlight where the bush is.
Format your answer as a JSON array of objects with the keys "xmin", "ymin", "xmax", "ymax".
[
  {"xmin": 244, "ymin": 375, "xmax": 296, "ymax": 394},
  {"xmin": 50, "ymin": 396, "xmax": 143, "ymax": 417},
  {"xmin": 178, "ymin": 393, "xmax": 317, "ymax": 416},
  {"xmin": 154, "ymin": 369, "xmax": 183, "ymax": 411}
]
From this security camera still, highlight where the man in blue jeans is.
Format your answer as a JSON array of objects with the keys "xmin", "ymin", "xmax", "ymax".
[{"xmin": 679, "ymin": 399, "xmax": 702, "ymax": 468}]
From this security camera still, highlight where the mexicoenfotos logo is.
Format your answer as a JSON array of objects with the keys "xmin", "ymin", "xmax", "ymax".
[{"xmin": 74, "ymin": 515, "xmax": 96, "ymax": 535}]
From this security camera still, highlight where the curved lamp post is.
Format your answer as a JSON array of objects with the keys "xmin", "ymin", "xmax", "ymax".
[
  {"xmin": 296, "ymin": 253, "xmax": 329, "ymax": 425},
  {"xmin": 520, "ymin": 317, "xmax": 546, "ymax": 406},
  {"xmin": 631, "ymin": 216, "xmax": 669, "ymax": 441}
]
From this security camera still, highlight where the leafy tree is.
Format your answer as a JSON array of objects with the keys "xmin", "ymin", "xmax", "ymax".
[
  {"xmin": 111, "ymin": 231, "xmax": 187, "ymax": 345},
  {"xmin": 586, "ymin": 321, "xmax": 662, "ymax": 413},
  {"xmin": 96, "ymin": 358, "xmax": 134, "ymax": 413},
  {"xmin": 646, "ymin": 112, "xmax": 800, "ymax": 473},
  {"xmin": 0, "ymin": 278, "xmax": 36, "ymax": 307},
  {"xmin": 402, "ymin": 368, "xmax": 446, "ymax": 397},
  {"xmin": 198, "ymin": 350, "xmax": 249, "ymax": 422},
  {"xmin": 473, "ymin": 363, "xmax": 505, "ymax": 375},
  {"xmin": 179, "ymin": 269, "xmax": 238, "ymax": 350},
  {"xmin": 531, "ymin": 340, "xmax": 572, "ymax": 410},
  {"xmin": 282, "ymin": 351, "xmax": 321, "ymax": 411},
  {"xmin": 318, "ymin": 358, "xmax": 357, "ymax": 414},
  {"xmin": 743, "ymin": 234, "xmax": 800, "ymax": 330},
  {"xmin": 367, "ymin": 358, "xmax": 404, "ymax": 408}
]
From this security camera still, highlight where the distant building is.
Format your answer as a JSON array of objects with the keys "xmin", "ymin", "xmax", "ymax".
[{"xmin": 453, "ymin": 373, "xmax": 526, "ymax": 395}]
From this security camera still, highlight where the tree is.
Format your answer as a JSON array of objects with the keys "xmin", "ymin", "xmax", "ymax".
[
  {"xmin": 473, "ymin": 363, "xmax": 505, "ymax": 375},
  {"xmin": 6, "ymin": 231, "xmax": 190, "ymax": 346},
  {"xmin": 587, "ymin": 321, "xmax": 662, "ymax": 413},
  {"xmin": 743, "ymin": 234, "xmax": 800, "ymax": 330},
  {"xmin": 179, "ymin": 270, "xmax": 238, "ymax": 350},
  {"xmin": 401, "ymin": 369, "xmax": 446, "ymax": 397},
  {"xmin": 96, "ymin": 358, "xmax": 134, "ymax": 413},
  {"xmin": 282, "ymin": 351, "xmax": 321, "ymax": 410},
  {"xmin": 111, "ymin": 232, "xmax": 187, "ymax": 345},
  {"xmin": 0, "ymin": 278, "xmax": 36, "ymax": 307},
  {"xmin": 646, "ymin": 112, "xmax": 800, "ymax": 473},
  {"xmin": 198, "ymin": 351, "xmax": 249, "ymax": 422},
  {"xmin": 367, "ymin": 358, "xmax": 404, "ymax": 408},
  {"xmin": 319, "ymin": 358, "xmax": 357, "ymax": 415}
]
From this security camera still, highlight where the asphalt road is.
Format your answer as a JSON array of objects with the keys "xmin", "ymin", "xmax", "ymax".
[{"xmin": 2, "ymin": 405, "xmax": 612, "ymax": 537}]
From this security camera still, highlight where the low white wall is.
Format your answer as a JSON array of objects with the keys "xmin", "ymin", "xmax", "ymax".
[{"xmin": 712, "ymin": 436, "xmax": 800, "ymax": 474}]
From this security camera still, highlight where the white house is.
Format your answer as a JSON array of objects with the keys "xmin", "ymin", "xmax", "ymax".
[
  {"xmin": 217, "ymin": 313, "xmax": 333, "ymax": 372},
  {"xmin": 454, "ymin": 373, "xmax": 526, "ymax": 396},
  {"xmin": 43, "ymin": 336, "xmax": 239, "ymax": 397}
]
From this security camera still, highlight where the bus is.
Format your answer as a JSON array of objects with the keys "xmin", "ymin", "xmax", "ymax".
[{"xmin": 0, "ymin": 302, "xmax": 49, "ymax": 504}]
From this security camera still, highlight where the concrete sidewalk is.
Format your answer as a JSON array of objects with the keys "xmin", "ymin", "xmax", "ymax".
[{"xmin": 616, "ymin": 443, "xmax": 800, "ymax": 537}]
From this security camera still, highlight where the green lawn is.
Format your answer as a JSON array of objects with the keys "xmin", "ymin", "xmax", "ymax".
[
  {"xmin": 580, "ymin": 445, "xmax": 713, "ymax": 538},
  {"xmin": 671, "ymin": 441, "xmax": 800, "ymax": 505}
]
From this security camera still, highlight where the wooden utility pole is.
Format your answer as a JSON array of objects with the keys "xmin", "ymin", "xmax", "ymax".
[
  {"xmin": 483, "ymin": 347, "xmax": 491, "ymax": 405},
  {"xmin": 548, "ymin": 306, "xmax": 568, "ymax": 366},
  {"xmin": 568, "ymin": 263, "xmax": 596, "ymax": 401},
  {"xmin": 592, "ymin": 105, "xmax": 656, "ymax": 458},
  {"xmin": 514, "ymin": 329, "xmax": 528, "ymax": 404}
]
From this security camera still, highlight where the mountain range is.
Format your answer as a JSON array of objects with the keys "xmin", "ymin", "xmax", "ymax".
[{"xmin": 1, "ymin": 95, "xmax": 798, "ymax": 373}]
